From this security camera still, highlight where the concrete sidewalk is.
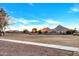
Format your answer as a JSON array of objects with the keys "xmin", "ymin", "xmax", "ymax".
[{"xmin": 0, "ymin": 39, "xmax": 79, "ymax": 52}]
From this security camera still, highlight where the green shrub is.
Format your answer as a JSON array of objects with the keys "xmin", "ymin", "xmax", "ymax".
[
  {"xmin": 66, "ymin": 30, "xmax": 77, "ymax": 34},
  {"xmin": 23, "ymin": 29, "xmax": 29, "ymax": 34},
  {"xmin": 38, "ymin": 30, "xmax": 42, "ymax": 34}
]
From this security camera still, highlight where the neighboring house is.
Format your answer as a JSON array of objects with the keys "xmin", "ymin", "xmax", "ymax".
[
  {"xmin": 49, "ymin": 25, "xmax": 69, "ymax": 34},
  {"xmin": 41, "ymin": 27, "xmax": 50, "ymax": 33}
]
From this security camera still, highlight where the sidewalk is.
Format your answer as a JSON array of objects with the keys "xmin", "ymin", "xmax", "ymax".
[
  {"xmin": 0, "ymin": 40, "xmax": 78, "ymax": 56},
  {"xmin": 0, "ymin": 39, "xmax": 79, "ymax": 52}
]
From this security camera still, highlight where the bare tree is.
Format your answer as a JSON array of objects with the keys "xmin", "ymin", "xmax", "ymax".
[{"xmin": 0, "ymin": 8, "xmax": 9, "ymax": 36}]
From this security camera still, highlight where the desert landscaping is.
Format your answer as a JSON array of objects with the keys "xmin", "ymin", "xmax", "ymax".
[
  {"xmin": 0, "ymin": 4, "xmax": 79, "ymax": 56},
  {"xmin": 0, "ymin": 40, "xmax": 77, "ymax": 56},
  {"xmin": 1, "ymin": 33, "xmax": 79, "ymax": 47},
  {"xmin": 0, "ymin": 33, "xmax": 79, "ymax": 56}
]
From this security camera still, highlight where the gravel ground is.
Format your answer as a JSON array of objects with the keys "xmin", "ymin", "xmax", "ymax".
[
  {"xmin": 0, "ymin": 40, "xmax": 79, "ymax": 56},
  {"xmin": 1, "ymin": 33, "xmax": 79, "ymax": 47}
]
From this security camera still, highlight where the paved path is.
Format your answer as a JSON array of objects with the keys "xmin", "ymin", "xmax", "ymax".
[
  {"xmin": 0, "ymin": 40, "xmax": 75, "ymax": 56},
  {"xmin": 0, "ymin": 39, "xmax": 79, "ymax": 52}
]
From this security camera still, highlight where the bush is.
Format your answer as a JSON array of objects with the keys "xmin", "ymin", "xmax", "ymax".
[
  {"xmin": 38, "ymin": 30, "xmax": 42, "ymax": 34},
  {"xmin": 44, "ymin": 31, "xmax": 48, "ymax": 34},
  {"xmin": 32, "ymin": 28, "xmax": 37, "ymax": 33},
  {"xmin": 23, "ymin": 29, "xmax": 29, "ymax": 34},
  {"xmin": 66, "ymin": 30, "xmax": 77, "ymax": 34}
]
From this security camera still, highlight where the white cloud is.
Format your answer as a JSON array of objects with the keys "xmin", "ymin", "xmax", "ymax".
[
  {"xmin": 6, "ymin": 16, "xmax": 79, "ymax": 31},
  {"xmin": 45, "ymin": 19, "xmax": 61, "ymax": 24},
  {"xmin": 10, "ymin": 17, "xmax": 40, "ymax": 25},
  {"xmin": 10, "ymin": 11, "xmax": 16, "ymax": 14},
  {"xmin": 69, "ymin": 4, "xmax": 79, "ymax": 13},
  {"xmin": 28, "ymin": 3, "xmax": 34, "ymax": 6},
  {"xmin": 72, "ymin": 8, "xmax": 79, "ymax": 12},
  {"xmin": 18, "ymin": 18, "xmax": 29, "ymax": 24},
  {"xmin": 6, "ymin": 17, "xmax": 62, "ymax": 31},
  {"xmin": 30, "ymin": 20, "xmax": 40, "ymax": 22},
  {"xmin": 69, "ymin": 8, "xmax": 79, "ymax": 13}
]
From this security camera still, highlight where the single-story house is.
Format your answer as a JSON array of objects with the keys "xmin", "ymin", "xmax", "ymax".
[{"xmin": 49, "ymin": 25, "xmax": 69, "ymax": 34}]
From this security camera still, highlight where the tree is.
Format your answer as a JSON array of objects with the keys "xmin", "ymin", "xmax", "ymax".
[
  {"xmin": 23, "ymin": 29, "xmax": 29, "ymax": 34},
  {"xmin": 32, "ymin": 28, "xmax": 37, "ymax": 33},
  {"xmin": 0, "ymin": 8, "xmax": 9, "ymax": 36},
  {"xmin": 38, "ymin": 30, "xmax": 42, "ymax": 34},
  {"xmin": 66, "ymin": 29, "xmax": 77, "ymax": 34}
]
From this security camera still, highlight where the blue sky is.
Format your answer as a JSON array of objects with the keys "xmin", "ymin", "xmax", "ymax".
[{"xmin": 0, "ymin": 3, "xmax": 79, "ymax": 31}]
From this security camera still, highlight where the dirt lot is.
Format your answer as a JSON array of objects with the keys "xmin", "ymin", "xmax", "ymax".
[
  {"xmin": 0, "ymin": 33, "xmax": 79, "ymax": 47},
  {"xmin": 0, "ymin": 40, "xmax": 78, "ymax": 56}
]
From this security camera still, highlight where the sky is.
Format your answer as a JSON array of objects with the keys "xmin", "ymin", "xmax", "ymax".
[{"xmin": 0, "ymin": 3, "xmax": 79, "ymax": 31}]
